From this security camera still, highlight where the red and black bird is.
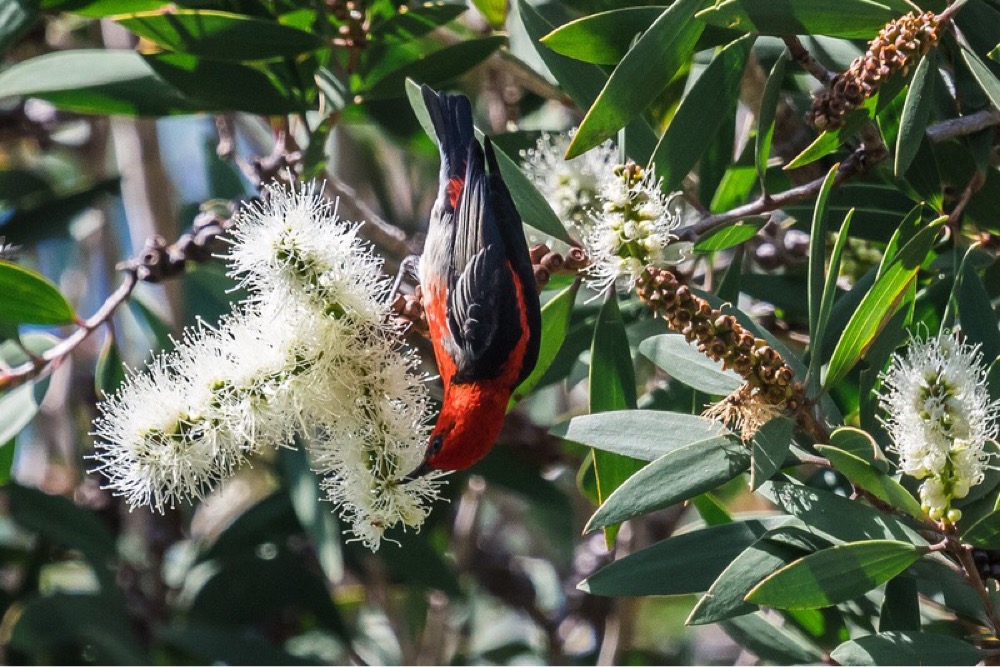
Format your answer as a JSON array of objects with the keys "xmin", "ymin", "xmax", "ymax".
[{"xmin": 409, "ymin": 85, "xmax": 541, "ymax": 476}]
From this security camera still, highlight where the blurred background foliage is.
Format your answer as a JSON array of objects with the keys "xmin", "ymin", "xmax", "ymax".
[{"xmin": 0, "ymin": 0, "xmax": 998, "ymax": 664}]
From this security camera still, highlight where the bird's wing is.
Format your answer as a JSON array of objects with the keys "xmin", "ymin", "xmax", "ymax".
[{"xmin": 446, "ymin": 142, "xmax": 522, "ymax": 383}]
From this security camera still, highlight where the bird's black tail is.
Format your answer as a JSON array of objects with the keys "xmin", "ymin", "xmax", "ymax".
[{"xmin": 422, "ymin": 84, "xmax": 475, "ymax": 207}]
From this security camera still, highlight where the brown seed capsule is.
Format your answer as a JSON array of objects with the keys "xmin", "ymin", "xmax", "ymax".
[{"xmin": 529, "ymin": 244, "xmax": 550, "ymax": 264}]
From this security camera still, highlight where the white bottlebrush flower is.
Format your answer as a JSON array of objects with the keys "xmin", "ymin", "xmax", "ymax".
[
  {"xmin": 580, "ymin": 162, "xmax": 685, "ymax": 292},
  {"xmin": 879, "ymin": 331, "xmax": 1000, "ymax": 521},
  {"xmin": 93, "ymin": 180, "xmax": 444, "ymax": 550},
  {"xmin": 521, "ymin": 130, "xmax": 617, "ymax": 228}
]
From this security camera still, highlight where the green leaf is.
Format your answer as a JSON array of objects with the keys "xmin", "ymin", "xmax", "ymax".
[
  {"xmin": 552, "ymin": 410, "xmax": 729, "ymax": 461},
  {"xmin": 879, "ymin": 574, "xmax": 919, "ymax": 632},
  {"xmin": 810, "ymin": 208, "xmax": 854, "ymax": 395},
  {"xmin": 510, "ymin": 281, "xmax": 578, "ymax": 406},
  {"xmin": 785, "ymin": 105, "xmax": 872, "ymax": 170},
  {"xmin": 0, "ymin": 178, "xmax": 121, "ymax": 246},
  {"xmin": 117, "ymin": 10, "xmax": 323, "ymax": 62},
  {"xmin": 751, "ymin": 417, "xmax": 793, "ymax": 490},
  {"xmin": 895, "ymin": 51, "xmax": 936, "ymax": 179},
  {"xmin": 688, "ymin": 527, "xmax": 809, "ymax": 624},
  {"xmin": 160, "ymin": 624, "xmax": 311, "ymax": 666},
  {"xmin": 961, "ymin": 42, "xmax": 1000, "ymax": 112},
  {"xmin": 691, "ymin": 492, "xmax": 732, "ymax": 525},
  {"xmin": 362, "ymin": 37, "xmax": 504, "ymax": 100},
  {"xmin": 579, "ymin": 519, "xmax": 777, "ymax": 596},
  {"xmin": 566, "ymin": 0, "xmax": 705, "ymax": 158},
  {"xmin": 0, "ymin": 334, "xmax": 55, "ymax": 444},
  {"xmin": 806, "ymin": 164, "xmax": 840, "ymax": 392},
  {"xmin": 0, "ymin": 260, "xmax": 75, "ymax": 325},
  {"xmin": 823, "ymin": 218, "xmax": 944, "ymax": 389},
  {"xmin": 0, "ymin": 0, "xmax": 38, "ymax": 55},
  {"xmin": 648, "ymin": 35, "xmax": 753, "ymax": 191},
  {"xmin": 758, "ymin": 480, "xmax": 928, "ymax": 546},
  {"xmin": 756, "ymin": 50, "xmax": 789, "ymax": 187},
  {"xmin": 279, "ymin": 446, "xmax": 343, "ymax": 584},
  {"xmin": 829, "ymin": 426, "xmax": 888, "ymax": 470},
  {"xmin": 831, "ymin": 632, "xmax": 983, "ymax": 666},
  {"xmin": 958, "ymin": 260, "xmax": 1000, "ymax": 362},
  {"xmin": 746, "ymin": 540, "xmax": 924, "ymax": 609},
  {"xmin": 95, "ymin": 336, "xmax": 125, "ymax": 399},
  {"xmin": 638, "ymin": 334, "xmax": 742, "ymax": 396},
  {"xmin": 694, "ymin": 219, "xmax": 764, "ymax": 252},
  {"xmin": 369, "ymin": 2, "xmax": 466, "ymax": 42},
  {"xmin": 721, "ymin": 613, "xmax": 824, "ymax": 664},
  {"xmin": 541, "ymin": 7, "xmax": 664, "ymax": 65},
  {"xmin": 470, "ymin": 0, "xmax": 505, "ymax": 28},
  {"xmin": 0, "ymin": 49, "xmax": 197, "ymax": 116},
  {"xmin": 696, "ymin": 0, "xmax": 910, "ymax": 38},
  {"xmin": 960, "ymin": 508, "xmax": 1000, "ymax": 548},
  {"xmin": 585, "ymin": 435, "xmax": 749, "ymax": 532},
  {"xmin": 589, "ymin": 291, "xmax": 641, "ymax": 545},
  {"xmin": 404, "ymin": 79, "xmax": 571, "ymax": 243},
  {"xmin": 41, "ymin": 0, "xmax": 165, "ymax": 17},
  {"xmin": 816, "ymin": 445, "xmax": 924, "ymax": 519}
]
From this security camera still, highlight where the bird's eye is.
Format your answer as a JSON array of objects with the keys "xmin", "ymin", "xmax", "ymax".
[{"xmin": 430, "ymin": 435, "xmax": 444, "ymax": 455}]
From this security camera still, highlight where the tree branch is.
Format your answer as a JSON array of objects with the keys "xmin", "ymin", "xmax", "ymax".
[{"xmin": 927, "ymin": 109, "xmax": 1000, "ymax": 143}]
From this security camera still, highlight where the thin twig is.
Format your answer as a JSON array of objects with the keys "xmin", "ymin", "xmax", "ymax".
[
  {"xmin": 783, "ymin": 36, "xmax": 835, "ymax": 85},
  {"xmin": 323, "ymin": 176, "xmax": 414, "ymax": 260},
  {"xmin": 928, "ymin": 109, "xmax": 1000, "ymax": 143},
  {"xmin": 0, "ymin": 271, "xmax": 139, "ymax": 392},
  {"xmin": 948, "ymin": 170, "xmax": 987, "ymax": 228},
  {"xmin": 955, "ymin": 542, "xmax": 1000, "ymax": 637}
]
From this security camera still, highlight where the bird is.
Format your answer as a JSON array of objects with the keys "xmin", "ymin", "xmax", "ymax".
[{"xmin": 405, "ymin": 84, "xmax": 541, "ymax": 478}]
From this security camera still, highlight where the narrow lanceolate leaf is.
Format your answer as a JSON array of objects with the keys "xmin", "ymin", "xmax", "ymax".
[
  {"xmin": 585, "ymin": 435, "xmax": 749, "ymax": 532},
  {"xmin": 958, "ymin": 260, "xmax": 1000, "ymax": 362},
  {"xmin": 370, "ymin": 3, "xmax": 467, "ymax": 42},
  {"xmin": 745, "ymin": 540, "xmax": 924, "ymax": 609},
  {"xmin": 116, "ymin": 10, "xmax": 323, "ymax": 62},
  {"xmin": 895, "ymin": 51, "xmax": 937, "ymax": 179},
  {"xmin": 95, "ymin": 336, "xmax": 125, "ymax": 399},
  {"xmin": 580, "ymin": 520, "xmax": 777, "ymax": 596},
  {"xmin": 879, "ymin": 575, "xmax": 920, "ymax": 632},
  {"xmin": 806, "ymin": 164, "xmax": 840, "ymax": 394},
  {"xmin": 404, "ymin": 79, "xmax": 571, "ymax": 243},
  {"xmin": 961, "ymin": 509, "xmax": 1000, "ymax": 549},
  {"xmin": 829, "ymin": 426, "xmax": 888, "ymax": 470},
  {"xmin": 648, "ymin": 34, "xmax": 754, "ymax": 191},
  {"xmin": 815, "ymin": 445, "xmax": 924, "ymax": 519},
  {"xmin": 785, "ymin": 105, "xmax": 872, "ymax": 170},
  {"xmin": 566, "ymin": 0, "xmax": 705, "ymax": 158},
  {"xmin": 961, "ymin": 43, "xmax": 1000, "ymax": 112},
  {"xmin": 510, "ymin": 281, "xmax": 578, "ymax": 406},
  {"xmin": 589, "ymin": 291, "xmax": 641, "ymax": 545},
  {"xmin": 756, "ymin": 50, "xmax": 789, "ymax": 186},
  {"xmin": 694, "ymin": 220, "xmax": 764, "ymax": 253},
  {"xmin": 811, "ymin": 209, "xmax": 854, "ymax": 396},
  {"xmin": 750, "ymin": 417, "xmax": 793, "ymax": 490},
  {"xmin": 823, "ymin": 218, "xmax": 944, "ymax": 389},
  {"xmin": 0, "ymin": 260, "xmax": 75, "ymax": 325},
  {"xmin": 638, "ymin": 334, "xmax": 742, "ymax": 396},
  {"xmin": 362, "ymin": 37, "xmax": 505, "ymax": 100},
  {"xmin": 721, "ymin": 613, "xmax": 824, "ymax": 665},
  {"xmin": 541, "ymin": 7, "xmax": 664, "ymax": 65},
  {"xmin": 696, "ymin": 0, "xmax": 908, "ymax": 38},
  {"xmin": 831, "ymin": 632, "xmax": 983, "ymax": 666},
  {"xmin": 551, "ymin": 410, "xmax": 728, "ymax": 461},
  {"xmin": 0, "ymin": 0, "xmax": 38, "ymax": 55}
]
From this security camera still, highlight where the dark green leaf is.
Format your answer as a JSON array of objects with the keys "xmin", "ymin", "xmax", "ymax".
[
  {"xmin": 746, "ymin": 540, "xmax": 924, "ymax": 609},
  {"xmin": 541, "ymin": 7, "xmax": 664, "ymax": 65},
  {"xmin": 806, "ymin": 164, "xmax": 840, "ymax": 392},
  {"xmin": 580, "ymin": 519, "xmax": 778, "ymax": 596},
  {"xmin": 589, "ymin": 291, "xmax": 641, "ymax": 544},
  {"xmin": 551, "ymin": 410, "xmax": 729, "ymax": 461},
  {"xmin": 751, "ymin": 417, "xmax": 793, "ymax": 490},
  {"xmin": 362, "ymin": 37, "xmax": 504, "ymax": 100},
  {"xmin": 816, "ymin": 445, "xmax": 924, "ymax": 518},
  {"xmin": 785, "ymin": 105, "xmax": 872, "ymax": 170},
  {"xmin": 511, "ymin": 281, "xmax": 578, "ymax": 405},
  {"xmin": 823, "ymin": 218, "xmax": 944, "ymax": 389},
  {"xmin": 758, "ymin": 480, "xmax": 927, "ymax": 545},
  {"xmin": 961, "ymin": 42, "xmax": 1000, "ymax": 112},
  {"xmin": 756, "ymin": 50, "xmax": 789, "ymax": 186},
  {"xmin": 144, "ymin": 53, "xmax": 303, "ymax": 115},
  {"xmin": 958, "ymin": 260, "xmax": 1000, "ymax": 361},
  {"xmin": 0, "ymin": 0, "xmax": 38, "ymax": 55},
  {"xmin": 638, "ymin": 334, "xmax": 742, "ymax": 396},
  {"xmin": 831, "ymin": 632, "xmax": 983, "ymax": 666},
  {"xmin": 160, "ymin": 624, "xmax": 313, "ymax": 666},
  {"xmin": 0, "ymin": 178, "xmax": 120, "ymax": 246},
  {"xmin": 694, "ymin": 219, "xmax": 764, "ymax": 253},
  {"xmin": 566, "ymin": 0, "xmax": 705, "ymax": 158},
  {"xmin": 961, "ymin": 508, "xmax": 1000, "ymax": 548},
  {"xmin": 369, "ymin": 2, "xmax": 466, "ymax": 42},
  {"xmin": 696, "ymin": 0, "xmax": 910, "ymax": 38},
  {"xmin": 810, "ymin": 209, "xmax": 854, "ymax": 395},
  {"xmin": 279, "ymin": 446, "xmax": 343, "ymax": 584},
  {"xmin": 585, "ymin": 435, "xmax": 749, "ymax": 532},
  {"xmin": 688, "ymin": 528, "xmax": 808, "ymax": 624},
  {"xmin": 117, "ymin": 10, "xmax": 323, "ymax": 61},
  {"xmin": 829, "ymin": 426, "xmax": 888, "ymax": 470},
  {"xmin": 895, "ymin": 51, "xmax": 937, "ymax": 178},
  {"xmin": 0, "ymin": 49, "xmax": 197, "ymax": 116},
  {"xmin": 0, "ymin": 260, "xmax": 75, "ymax": 325},
  {"xmin": 95, "ymin": 336, "xmax": 125, "ymax": 399},
  {"xmin": 648, "ymin": 35, "xmax": 754, "ymax": 191},
  {"xmin": 879, "ymin": 574, "xmax": 920, "ymax": 632},
  {"xmin": 721, "ymin": 612, "xmax": 824, "ymax": 664}
]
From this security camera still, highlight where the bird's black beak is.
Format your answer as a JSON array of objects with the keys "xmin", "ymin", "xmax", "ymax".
[{"xmin": 400, "ymin": 459, "xmax": 434, "ymax": 485}]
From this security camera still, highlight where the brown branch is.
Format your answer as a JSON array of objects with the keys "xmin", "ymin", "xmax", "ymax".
[
  {"xmin": 323, "ymin": 175, "xmax": 414, "ymax": 261},
  {"xmin": 927, "ymin": 109, "xmax": 1000, "ymax": 143},
  {"xmin": 783, "ymin": 36, "xmax": 835, "ymax": 85},
  {"xmin": 955, "ymin": 541, "xmax": 1000, "ymax": 637}
]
